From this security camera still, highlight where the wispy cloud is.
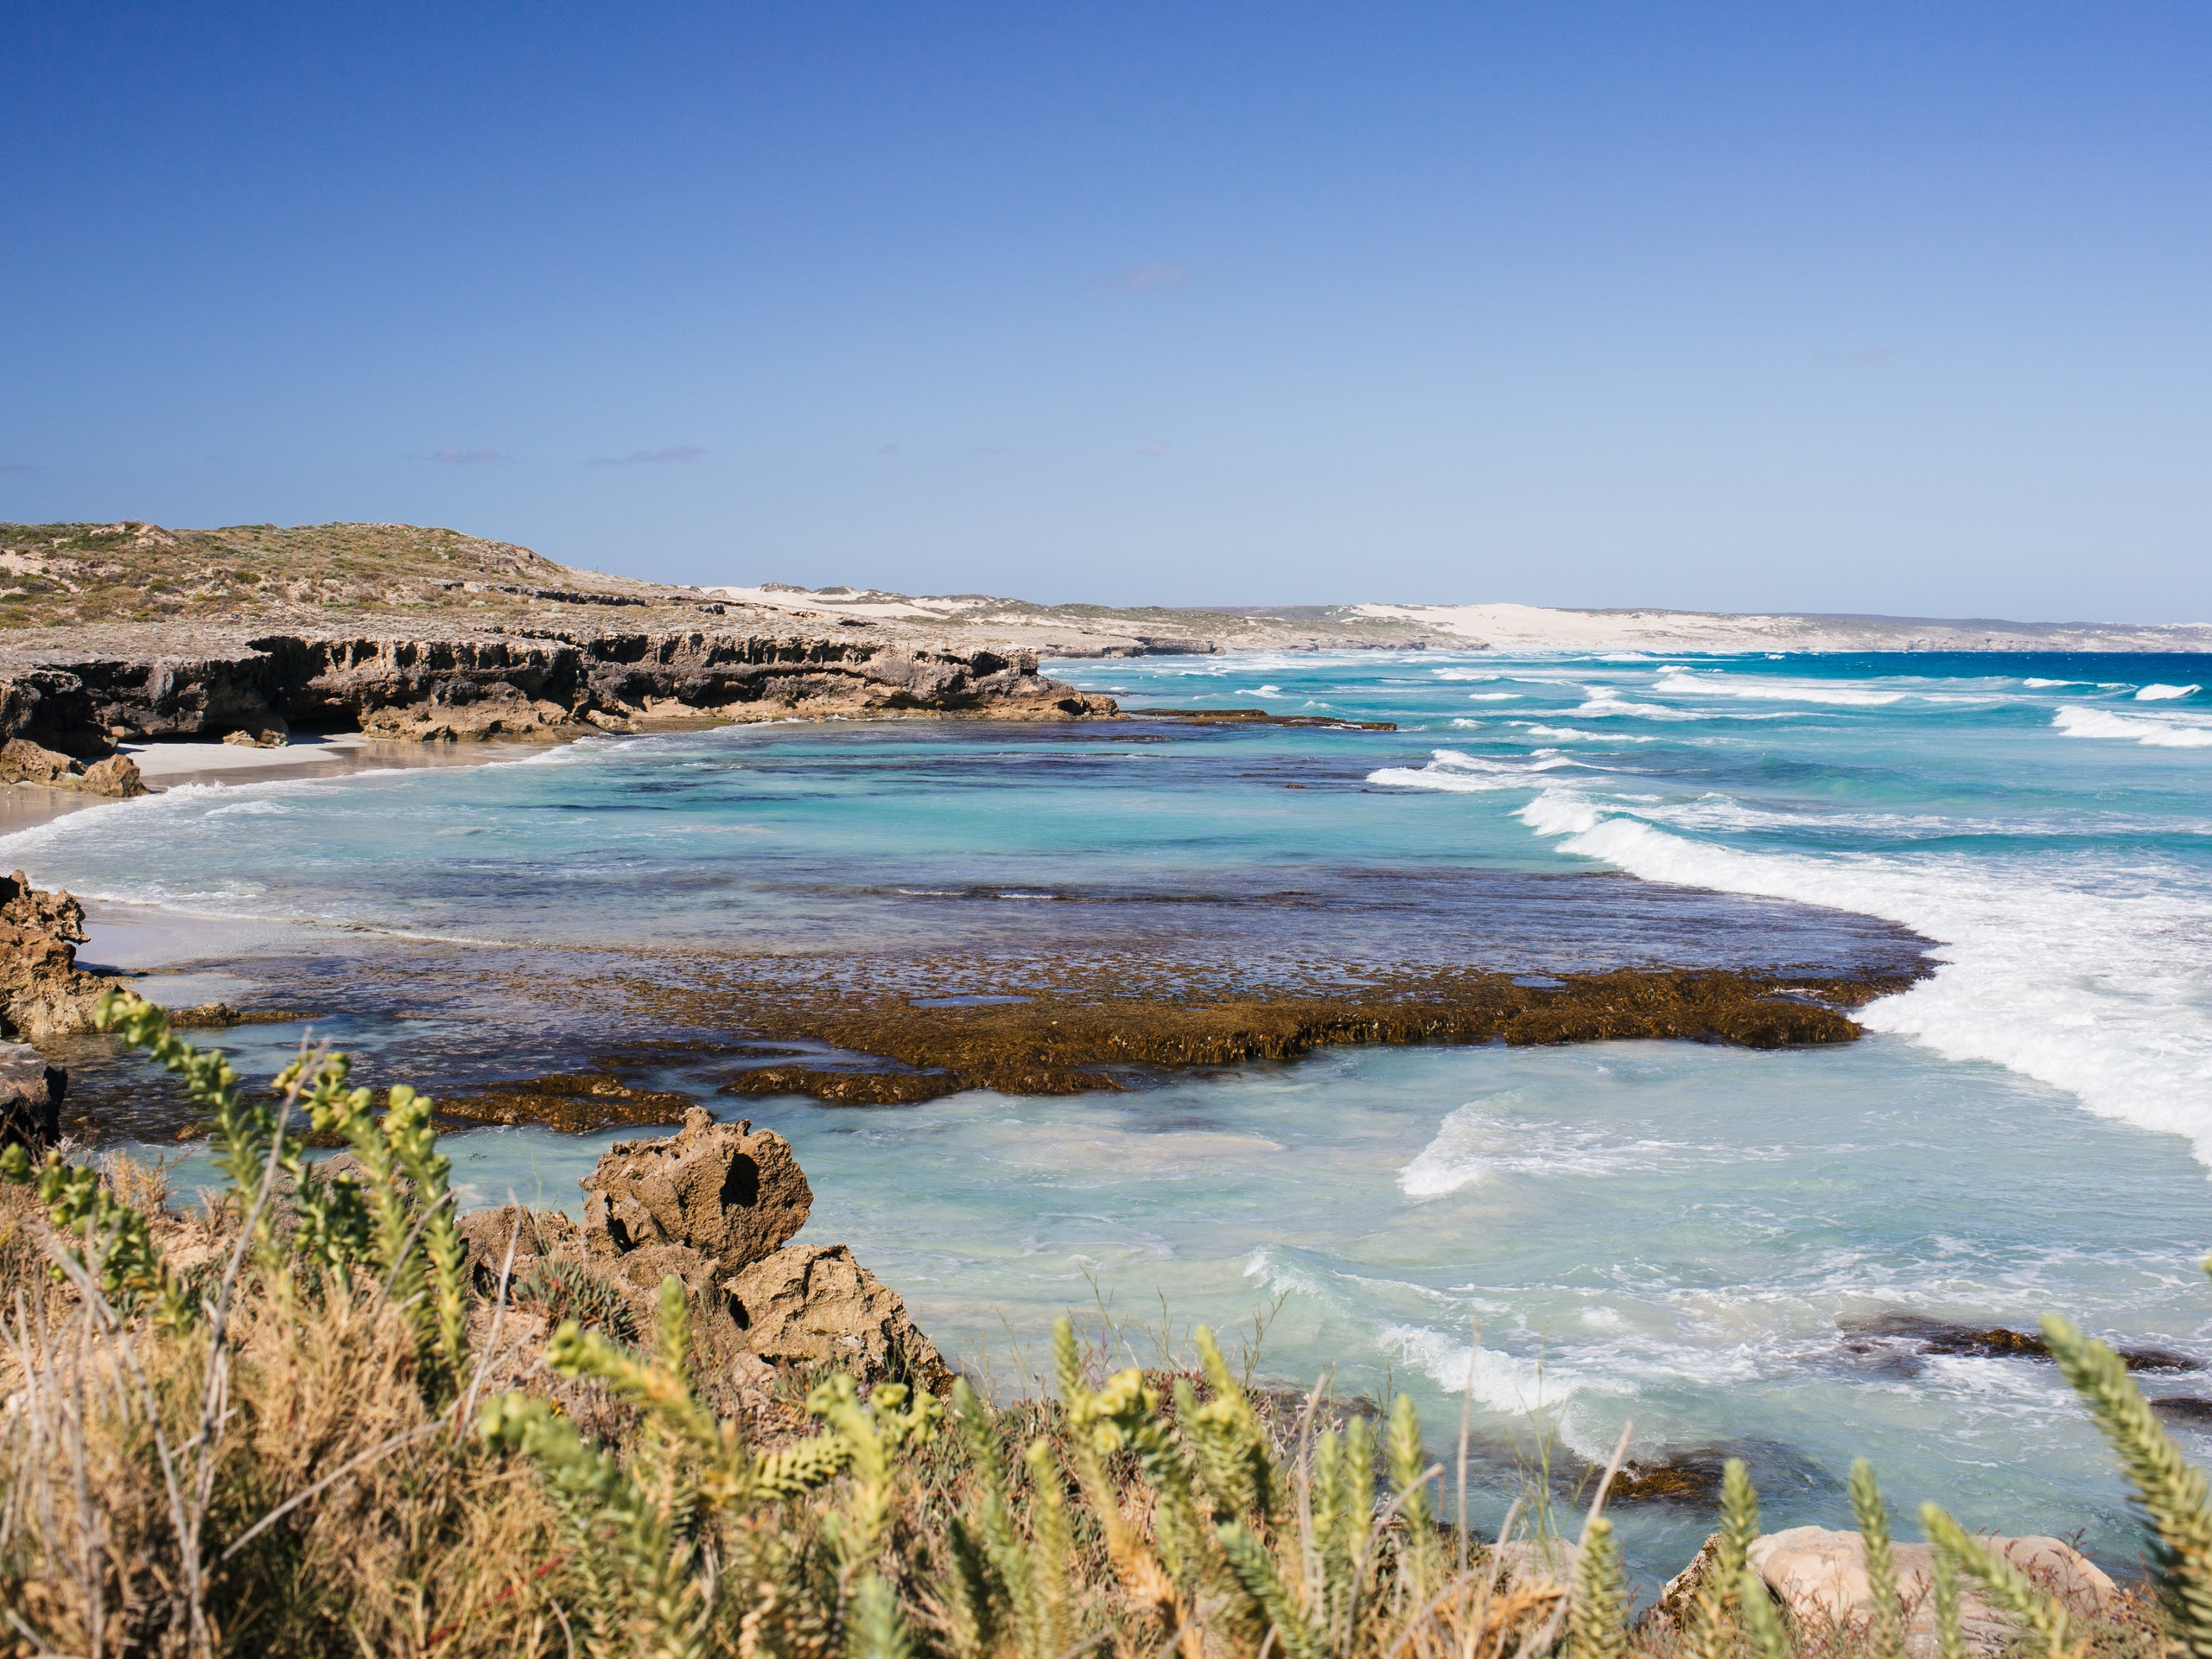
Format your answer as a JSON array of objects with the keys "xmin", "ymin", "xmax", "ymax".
[
  {"xmin": 1136, "ymin": 442, "xmax": 1168, "ymax": 457},
  {"xmin": 586, "ymin": 445, "xmax": 708, "ymax": 467},
  {"xmin": 421, "ymin": 447, "xmax": 510, "ymax": 464},
  {"xmin": 0, "ymin": 463, "xmax": 37, "ymax": 475},
  {"xmin": 1109, "ymin": 263, "xmax": 1190, "ymax": 292}
]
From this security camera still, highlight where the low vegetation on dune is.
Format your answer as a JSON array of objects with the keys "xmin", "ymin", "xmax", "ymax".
[{"xmin": 3, "ymin": 996, "xmax": 2209, "ymax": 1658}]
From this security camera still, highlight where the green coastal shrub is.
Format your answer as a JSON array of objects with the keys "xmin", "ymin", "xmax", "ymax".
[{"xmin": 0, "ymin": 994, "xmax": 2203, "ymax": 1659}]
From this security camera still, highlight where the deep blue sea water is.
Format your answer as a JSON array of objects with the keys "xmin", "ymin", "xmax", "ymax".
[{"xmin": 7, "ymin": 647, "xmax": 2212, "ymax": 1575}]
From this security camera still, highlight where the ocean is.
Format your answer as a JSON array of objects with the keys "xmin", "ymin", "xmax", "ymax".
[{"xmin": 8, "ymin": 647, "xmax": 2212, "ymax": 1576}]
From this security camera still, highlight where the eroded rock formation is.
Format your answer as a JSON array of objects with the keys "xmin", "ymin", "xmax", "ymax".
[
  {"xmin": 0, "ymin": 627, "xmax": 1116, "ymax": 757},
  {"xmin": 582, "ymin": 1108, "xmax": 814, "ymax": 1267},
  {"xmin": 0, "ymin": 870, "xmax": 120, "ymax": 1042},
  {"xmin": 459, "ymin": 1107, "xmax": 948, "ymax": 1391},
  {"xmin": 723, "ymin": 1243, "xmax": 950, "ymax": 1391}
]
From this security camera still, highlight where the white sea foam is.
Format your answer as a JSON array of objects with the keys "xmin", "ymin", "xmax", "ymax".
[
  {"xmin": 2053, "ymin": 707, "xmax": 2212, "ymax": 748},
  {"xmin": 2137, "ymin": 683, "xmax": 2202, "ymax": 701},
  {"xmin": 1655, "ymin": 668, "xmax": 1905, "ymax": 707},
  {"xmin": 1515, "ymin": 786, "xmax": 2212, "ymax": 1166},
  {"xmin": 1464, "ymin": 691, "xmax": 1521, "ymax": 701},
  {"xmin": 1366, "ymin": 749, "xmax": 1584, "ymax": 792},
  {"xmin": 1376, "ymin": 1324, "xmax": 1587, "ymax": 1414},
  {"xmin": 1569, "ymin": 686, "xmax": 1701, "ymax": 720},
  {"xmin": 1398, "ymin": 1100, "xmax": 1704, "ymax": 1197},
  {"xmin": 1521, "ymin": 724, "xmax": 1652, "ymax": 743}
]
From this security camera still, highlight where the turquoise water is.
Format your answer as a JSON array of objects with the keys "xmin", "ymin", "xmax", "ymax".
[{"xmin": 9, "ymin": 648, "xmax": 2212, "ymax": 1574}]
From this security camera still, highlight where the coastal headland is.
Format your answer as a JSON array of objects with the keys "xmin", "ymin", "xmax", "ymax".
[{"xmin": 7, "ymin": 519, "xmax": 2210, "ymax": 766}]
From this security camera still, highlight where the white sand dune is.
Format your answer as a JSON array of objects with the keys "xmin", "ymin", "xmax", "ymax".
[{"xmin": 1350, "ymin": 601, "xmax": 2212, "ymax": 654}]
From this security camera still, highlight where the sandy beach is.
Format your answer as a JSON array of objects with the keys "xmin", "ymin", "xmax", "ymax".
[{"xmin": 2, "ymin": 731, "xmax": 576, "ymax": 839}]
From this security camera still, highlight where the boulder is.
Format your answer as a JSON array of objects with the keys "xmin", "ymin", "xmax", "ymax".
[
  {"xmin": 0, "ymin": 739, "xmax": 80, "ymax": 786},
  {"xmin": 723, "ymin": 1243, "xmax": 950, "ymax": 1390},
  {"xmin": 486, "ymin": 1103, "xmax": 954, "ymax": 1392},
  {"xmin": 79, "ymin": 755, "xmax": 147, "ymax": 798},
  {"xmin": 0, "ymin": 740, "xmax": 145, "ymax": 798},
  {"xmin": 0, "ymin": 1041, "xmax": 62, "ymax": 1151},
  {"xmin": 1667, "ymin": 1526, "xmax": 2118, "ymax": 1656},
  {"xmin": 581, "ymin": 1107, "xmax": 810, "ymax": 1272}
]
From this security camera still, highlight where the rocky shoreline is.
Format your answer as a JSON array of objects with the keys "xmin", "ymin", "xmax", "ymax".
[{"xmin": 0, "ymin": 624, "xmax": 1115, "ymax": 759}]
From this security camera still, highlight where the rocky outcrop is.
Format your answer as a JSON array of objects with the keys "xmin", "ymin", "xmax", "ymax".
[
  {"xmin": 0, "ymin": 626, "xmax": 1116, "ymax": 756},
  {"xmin": 1661, "ymin": 1526, "xmax": 2118, "ymax": 1656},
  {"xmin": 0, "ymin": 1042, "xmax": 63, "ymax": 1151},
  {"xmin": 724, "ymin": 1244, "xmax": 950, "ymax": 1391},
  {"xmin": 0, "ymin": 871, "xmax": 120, "ymax": 1042},
  {"xmin": 582, "ymin": 1109, "xmax": 814, "ymax": 1268},
  {"xmin": 0, "ymin": 738, "xmax": 145, "ymax": 797},
  {"xmin": 459, "ymin": 1107, "xmax": 949, "ymax": 1390}
]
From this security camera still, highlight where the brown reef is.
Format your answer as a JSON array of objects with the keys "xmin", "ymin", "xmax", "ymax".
[
  {"xmin": 1125, "ymin": 707, "xmax": 1399, "ymax": 732},
  {"xmin": 436, "ymin": 1071, "xmax": 702, "ymax": 1134},
  {"xmin": 1839, "ymin": 1311, "xmax": 2202, "ymax": 1376},
  {"xmin": 409, "ymin": 959, "xmax": 1924, "ymax": 1126},
  {"xmin": 677, "ymin": 963, "xmax": 1900, "ymax": 1105}
]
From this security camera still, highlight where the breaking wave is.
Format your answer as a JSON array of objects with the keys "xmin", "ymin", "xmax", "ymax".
[
  {"xmin": 2053, "ymin": 707, "xmax": 2212, "ymax": 747},
  {"xmin": 1516, "ymin": 787, "xmax": 2212, "ymax": 1166}
]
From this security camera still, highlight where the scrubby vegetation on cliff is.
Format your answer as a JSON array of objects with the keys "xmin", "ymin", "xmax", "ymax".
[
  {"xmin": 0, "ymin": 520, "xmax": 646, "ymax": 631},
  {"xmin": 1, "ymin": 997, "xmax": 2207, "ymax": 1658}
]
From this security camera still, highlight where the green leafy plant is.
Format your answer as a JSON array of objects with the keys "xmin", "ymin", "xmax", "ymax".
[
  {"xmin": 512, "ymin": 1255, "xmax": 636, "ymax": 1340},
  {"xmin": 2042, "ymin": 1313, "xmax": 2212, "ymax": 1658},
  {"xmin": 0, "ymin": 1139, "xmax": 197, "ymax": 1331},
  {"xmin": 1849, "ymin": 1459, "xmax": 1904, "ymax": 1659},
  {"xmin": 480, "ymin": 1274, "xmax": 938, "ymax": 1659}
]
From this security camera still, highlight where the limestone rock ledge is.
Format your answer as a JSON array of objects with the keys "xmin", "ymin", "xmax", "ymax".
[
  {"xmin": 0, "ymin": 626, "xmax": 1116, "ymax": 757},
  {"xmin": 459, "ymin": 1106, "xmax": 949, "ymax": 1392}
]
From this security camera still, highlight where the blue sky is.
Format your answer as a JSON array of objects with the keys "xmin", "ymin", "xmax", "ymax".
[{"xmin": 3, "ymin": 3, "xmax": 2207, "ymax": 618}]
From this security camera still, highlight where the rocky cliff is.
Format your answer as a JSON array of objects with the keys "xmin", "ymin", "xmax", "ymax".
[{"xmin": 0, "ymin": 625, "xmax": 1115, "ymax": 757}]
